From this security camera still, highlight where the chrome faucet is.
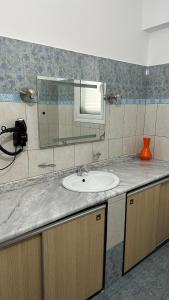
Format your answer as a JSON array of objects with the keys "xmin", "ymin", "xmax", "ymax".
[
  {"xmin": 93, "ymin": 152, "xmax": 101, "ymax": 160},
  {"xmin": 77, "ymin": 165, "xmax": 88, "ymax": 176}
]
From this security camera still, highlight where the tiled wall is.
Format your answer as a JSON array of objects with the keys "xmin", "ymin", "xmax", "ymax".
[
  {"xmin": 144, "ymin": 64, "xmax": 169, "ymax": 161},
  {"xmin": 0, "ymin": 36, "xmax": 146, "ymax": 184}
]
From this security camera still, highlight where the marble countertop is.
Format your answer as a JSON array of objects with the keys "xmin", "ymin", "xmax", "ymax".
[{"xmin": 1, "ymin": 157, "xmax": 169, "ymax": 245}]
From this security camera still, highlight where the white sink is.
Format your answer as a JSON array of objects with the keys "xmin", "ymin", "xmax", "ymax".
[{"xmin": 62, "ymin": 171, "xmax": 120, "ymax": 193}]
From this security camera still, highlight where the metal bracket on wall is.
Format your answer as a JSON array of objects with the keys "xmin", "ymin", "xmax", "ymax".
[
  {"xmin": 20, "ymin": 87, "xmax": 37, "ymax": 102},
  {"xmin": 104, "ymin": 94, "xmax": 122, "ymax": 104}
]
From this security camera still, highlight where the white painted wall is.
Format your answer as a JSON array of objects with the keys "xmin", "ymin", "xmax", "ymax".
[
  {"xmin": 142, "ymin": 0, "xmax": 169, "ymax": 31},
  {"xmin": 142, "ymin": 0, "xmax": 169, "ymax": 65},
  {"xmin": 0, "ymin": 0, "xmax": 148, "ymax": 65},
  {"xmin": 147, "ymin": 27, "xmax": 169, "ymax": 65}
]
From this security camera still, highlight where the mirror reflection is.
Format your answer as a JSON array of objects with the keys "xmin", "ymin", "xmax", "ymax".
[{"xmin": 37, "ymin": 76, "xmax": 106, "ymax": 148}]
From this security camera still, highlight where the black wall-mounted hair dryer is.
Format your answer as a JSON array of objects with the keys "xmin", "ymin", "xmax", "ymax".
[{"xmin": 0, "ymin": 119, "xmax": 28, "ymax": 156}]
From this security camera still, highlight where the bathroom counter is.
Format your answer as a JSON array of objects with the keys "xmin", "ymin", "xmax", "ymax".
[{"xmin": 0, "ymin": 157, "xmax": 169, "ymax": 245}]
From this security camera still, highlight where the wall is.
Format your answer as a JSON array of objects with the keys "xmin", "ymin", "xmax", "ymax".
[
  {"xmin": 142, "ymin": 12, "xmax": 169, "ymax": 162},
  {"xmin": 147, "ymin": 27, "xmax": 169, "ymax": 65},
  {"xmin": 0, "ymin": 0, "xmax": 148, "ymax": 65},
  {"xmin": 142, "ymin": 0, "xmax": 169, "ymax": 31},
  {"xmin": 144, "ymin": 63, "xmax": 169, "ymax": 161},
  {"xmin": 142, "ymin": 0, "xmax": 169, "ymax": 66},
  {"xmin": 144, "ymin": 3, "xmax": 169, "ymax": 158},
  {"xmin": 0, "ymin": 37, "xmax": 146, "ymax": 185}
]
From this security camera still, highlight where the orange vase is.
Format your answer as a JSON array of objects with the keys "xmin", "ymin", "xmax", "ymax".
[{"xmin": 139, "ymin": 137, "xmax": 152, "ymax": 160}]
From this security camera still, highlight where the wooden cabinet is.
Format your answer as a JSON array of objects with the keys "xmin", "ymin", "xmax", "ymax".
[
  {"xmin": 157, "ymin": 180, "xmax": 169, "ymax": 244},
  {"xmin": 42, "ymin": 207, "xmax": 106, "ymax": 300},
  {"xmin": 0, "ymin": 235, "xmax": 42, "ymax": 300},
  {"xmin": 124, "ymin": 185, "xmax": 160, "ymax": 273},
  {"xmin": 0, "ymin": 205, "xmax": 106, "ymax": 300}
]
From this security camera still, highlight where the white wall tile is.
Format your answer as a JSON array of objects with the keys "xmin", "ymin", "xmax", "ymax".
[
  {"xmin": 0, "ymin": 102, "xmax": 26, "ymax": 151},
  {"xmin": 92, "ymin": 140, "xmax": 108, "ymax": 161},
  {"xmin": 123, "ymin": 105, "xmax": 137, "ymax": 137},
  {"xmin": 38, "ymin": 104, "xmax": 50, "ymax": 147},
  {"xmin": 150, "ymin": 136, "xmax": 155, "ymax": 156},
  {"xmin": 75, "ymin": 143, "xmax": 93, "ymax": 166},
  {"xmin": 156, "ymin": 104, "xmax": 169, "ymax": 137},
  {"xmin": 105, "ymin": 104, "xmax": 110, "ymax": 140},
  {"xmin": 154, "ymin": 136, "xmax": 169, "ymax": 161},
  {"xmin": 136, "ymin": 104, "xmax": 145, "ymax": 135},
  {"xmin": 144, "ymin": 104, "xmax": 157, "ymax": 135},
  {"xmin": 0, "ymin": 103, "xmax": 28, "ymax": 184},
  {"xmin": 72, "ymin": 126, "xmax": 80, "ymax": 137},
  {"xmin": 54, "ymin": 145, "xmax": 74, "ymax": 170},
  {"xmin": 108, "ymin": 138, "xmax": 123, "ymax": 159},
  {"xmin": 109, "ymin": 104, "xmax": 124, "ymax": 139},
  {"xmin": 0, "ymin": 100, "xmax": 146, "ymax": 184},
  {"xmin": 0, "ymin": 132, "xmax": 16, "ymax": 153},
  {"xmin": 48, "ymin": 105, "xmax": 59, "ymax": 144},
  {"xmin": 135, "ymin": 135, "xmax": 143, "ymax": 154},
  {"xmin": 26, "ymin": 103, "xmax": 39, "ymax": 150},
  {"xmin": 28, "ymin": 148, "xmax": 54, "ymax": 177},
  {"xmin": 0, "ymin": 151, "xmax": 28, "ymax": 184},
  {"xmin": 123, "ymin": 136, "xmax": 136, "ymax": 155},
  {"xmin": 0, "ymin": 102, "xmax": 26, "ymax": 124}
]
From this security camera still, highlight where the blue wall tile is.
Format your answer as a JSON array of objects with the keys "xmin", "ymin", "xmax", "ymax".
[
  {"xmin": 1, "ymin": 36, "xmax": 169, "ymax": 103},
  {"xmin": 146, "ymin": 64, "xmax": 169, "ymax": 99},
  {"xmin": 0, "ymin": 36, "xmax": 146, "ymax": 101}
]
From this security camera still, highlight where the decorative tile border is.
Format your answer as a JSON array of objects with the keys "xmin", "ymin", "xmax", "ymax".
[
  {"xmin": 38, "ymin": 99, "xmax": 74, "ymax": 105},
  {"xmin": 0, "ymin": 94, "xmax": 146, "ymax": 105},
  {"xmin": 0, "ymin": 93, "xmax": 21, "ymax": 102},
  {"xmin": 146, "ymin": 99, "xmax": 169, "ymax": 104},
  {"xmin": 1, "ymin": 94, "xmax": 169, "ymax": 105},
  {"xmin": 0, "ymin": 36, "xmax": 146, "ymax": 100},
  {"xmin": 38, "ymin": 98, "xmax": 146, "ymax": 105},
  {"xmin": 122, "ymin": 99, "xmax": 146, "ymax": 105}
]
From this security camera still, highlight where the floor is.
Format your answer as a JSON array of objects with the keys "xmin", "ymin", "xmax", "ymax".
[{"xmin": 94, "ymin": 242, "xmax": 169, "ymax": 300}]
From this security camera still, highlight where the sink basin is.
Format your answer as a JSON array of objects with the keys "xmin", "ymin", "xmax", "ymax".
[{"xmin": 62, "ymin": 171, "xmax": 120, "ymax": 193}]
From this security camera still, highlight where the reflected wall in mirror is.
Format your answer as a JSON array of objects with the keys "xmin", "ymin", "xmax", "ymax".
[{"xmin": 37, "ymin": 76, "xmax": 106, "ymax": 148}]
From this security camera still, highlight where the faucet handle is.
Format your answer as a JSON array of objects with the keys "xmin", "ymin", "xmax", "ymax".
[
  {"xmin": 77, "ymin": 165, "xmax": 83, "ymax": 172},
  {"xmin": 77, "ymin": 165, "xmax": 88, "ymax": 176},
  {"xmin": 83, "ymin": 165, "xmax": 88, "ymax": 171},
  {"xmin": 93, "ymin": 152, "xmax": 101, "ymax": 160}
]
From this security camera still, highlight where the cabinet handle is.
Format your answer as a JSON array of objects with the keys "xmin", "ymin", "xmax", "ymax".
[
  {"xmin": 130, "ymin": 199, "xmax": 134, "ymax": 205},
  {"xmin": 96, "ymin": 214, "xmax": 101, "ymax": 221}
]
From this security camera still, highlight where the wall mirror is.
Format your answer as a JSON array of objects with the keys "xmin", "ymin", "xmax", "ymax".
[{"xmin": 37, "ymin": 76, "xmax": 106, "ymax": 148}]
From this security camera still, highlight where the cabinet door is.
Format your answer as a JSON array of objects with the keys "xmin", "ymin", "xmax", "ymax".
[
  {"xmin": 0, "ymin": 235, "xmax": 42, "ymax": 300},
  {"xmin": 124, "ymin": 186, "xmax": 160, "ymax": 273},
  {"xmin": 157, "ymin": 181, "xmax": 169, "ymax": 244},
  {"xmin": 43, "ymin": 208, "xmax": 105, "ymax": 300}
]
